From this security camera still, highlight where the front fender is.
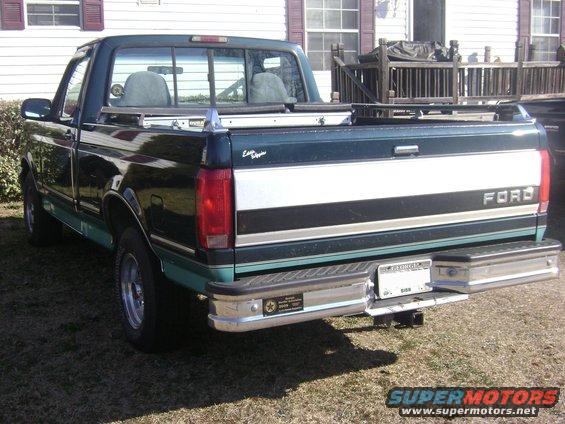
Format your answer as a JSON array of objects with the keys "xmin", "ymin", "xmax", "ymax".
[{"xmin": 20, "ymin": 153, "xmax": 40, "ymax": 190}]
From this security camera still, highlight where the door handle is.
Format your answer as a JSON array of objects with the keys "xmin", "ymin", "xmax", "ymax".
[
  {"xmin": 394, "ymin": 145, "xmax": 419, "ymax": 156},
  {"xmin": 64, "ymin": 130, "xmax": 73, "ymax": 141}
]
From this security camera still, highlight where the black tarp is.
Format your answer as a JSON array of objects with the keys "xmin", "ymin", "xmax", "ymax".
[{"xmin": 358, "ymin": 41, "xmax": 452, "ymax": 63}]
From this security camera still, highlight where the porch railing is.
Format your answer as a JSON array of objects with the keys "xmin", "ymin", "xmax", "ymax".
[{"xmin": 331, "ymin": 39, "xmax": 565, "ymax": 106}]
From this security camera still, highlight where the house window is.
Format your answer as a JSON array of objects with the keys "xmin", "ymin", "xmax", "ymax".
[
  {"xmin": 26, "ymin": 0, "xmax": 80, "ymax": 26},
  {"xmin": 305, "ymin": 0, "xmax": 359, "ymax": 71},
  {"xmin": 531, "ymin": 0, "xmax": 561, "ymax": 60}
]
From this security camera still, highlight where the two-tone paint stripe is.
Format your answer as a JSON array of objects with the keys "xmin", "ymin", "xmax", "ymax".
[
  {"xmin": 234, "ymin": 215, "xmax": 538, "ymax": 270},
  {"xmin": 234, "ymin": 151, "xmax": 541, "ymax": 247},
  {"xmin": 234, "ymin": 151, "xmax": 541, "ymax": 210},
  {"xmin": 235, "ymin": 227, "xmax": 537, "ymax": 274},
  {"xmin": 236, "ymin": 187, "xmax": 539, "ymax": 246}
]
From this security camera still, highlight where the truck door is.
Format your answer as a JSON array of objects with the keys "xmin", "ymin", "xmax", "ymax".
[{"xmin": 40, "ymin": 51, "xmax": 91, "ymax": 204}]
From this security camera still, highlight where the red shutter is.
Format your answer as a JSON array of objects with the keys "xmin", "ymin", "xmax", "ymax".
[
  {"xmin": 82, "ymin": 0, "xmax": 104, "ymax": 31},
  {"xmin": 561, "ymin": 1, "xmax": 565, "ymax": 44},
  {"xmin": 287, "ymin": 0, "xmax": 305, "ymax": 48},
  {"xmin": 1, "ymin": 0, "xmax": 24, "ymax": 30},
  {"xmin": 359, "ymin": 0, "xmax": 375, "ymax": 53}
]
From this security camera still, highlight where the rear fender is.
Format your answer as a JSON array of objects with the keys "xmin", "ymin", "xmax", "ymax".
[{"xmin": 101, "ymin": 189, "xmax": 154, "ymax": 253}]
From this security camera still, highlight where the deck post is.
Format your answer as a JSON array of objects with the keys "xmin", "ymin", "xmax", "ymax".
[
  {"xmin": 557, "ymin": 44, "xmax": 565, "ymax": 63},
  {"xmin": 450, "ymin": 40, "xmax": 460, "ymax": 104},
  {"xmin": 378, "ymin": 38, "xmax": 390, "ymax": 104},
  {"xmin": 516, "ymin": 40, "xmax": 526, "ymax": 101},
  {"xmin": 331, "ymin": 43, "xmax": 338, "ymax": 93},
  {"xmin": 484, "ymin": 46, "xmax": 491, "ymax": 63},
  {"xmin": 330, "ymin": 43, "xmax": 345, "ymax": 98}
]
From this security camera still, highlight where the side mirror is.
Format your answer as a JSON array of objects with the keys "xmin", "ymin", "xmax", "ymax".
[{"xmin": 21, "ymin": 98, "xmax": 52, "ymax": 120}]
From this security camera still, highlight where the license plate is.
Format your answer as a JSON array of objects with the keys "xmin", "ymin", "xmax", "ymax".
[{"xmin": 377, "ymin": 259, "xmax": 432, "ymax": 299}]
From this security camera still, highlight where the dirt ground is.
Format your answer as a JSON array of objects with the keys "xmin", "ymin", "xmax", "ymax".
[{"xmin": 0, "ymin": 180, "xmax": 563, "ymax": 424}]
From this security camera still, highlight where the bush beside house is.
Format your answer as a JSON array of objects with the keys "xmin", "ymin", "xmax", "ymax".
[{"xmin": 0, "ymin": 102, "xmax": 24, "ymax": 201}]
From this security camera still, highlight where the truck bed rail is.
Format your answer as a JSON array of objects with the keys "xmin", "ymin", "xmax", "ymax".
[{"xmin": 98, "ymin": 101, "xmax": 533, "ymax": 131}]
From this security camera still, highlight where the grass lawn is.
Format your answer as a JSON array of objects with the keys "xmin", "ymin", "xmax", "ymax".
[{"xmin": 0, "ymin": 186, "xmax": 563, "ymax": 423}]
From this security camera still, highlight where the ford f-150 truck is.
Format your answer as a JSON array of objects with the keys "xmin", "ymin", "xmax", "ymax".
[{"xmin": 19, "ymin": 35, "xmax": 561, "ymax": 352}]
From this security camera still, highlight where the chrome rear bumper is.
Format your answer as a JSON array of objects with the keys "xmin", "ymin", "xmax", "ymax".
[
  {"xmin": 431, "ymin": 241, "xmax": 560, "ymax": 293},
  {"xmin": 206, "ymin": 239, "xmax": 561, "ymax": 332}
]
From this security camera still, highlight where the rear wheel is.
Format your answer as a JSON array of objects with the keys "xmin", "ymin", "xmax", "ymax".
[
  {"xmin": 23, "ymin": 174, "xmax": 62, "ymax": 246},
  {"xmin": 115, "ymin": 227, "xmax": 191, "ymax": 352}
]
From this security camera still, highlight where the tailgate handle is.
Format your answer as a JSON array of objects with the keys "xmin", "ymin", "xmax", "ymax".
[{"xmin": 394, "ymin": 145, "xmax": 419, "ymax": 156}]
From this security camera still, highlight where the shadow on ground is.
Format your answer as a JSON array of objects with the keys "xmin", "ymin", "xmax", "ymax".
[{"xmin": 0, "ymin": 209, "xmax": 397, "ymax": 422}]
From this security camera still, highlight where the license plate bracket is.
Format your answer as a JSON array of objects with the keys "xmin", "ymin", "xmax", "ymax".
[{"xmin": 377, "ymin": 259, "xmax": 432, "ymax": 299}]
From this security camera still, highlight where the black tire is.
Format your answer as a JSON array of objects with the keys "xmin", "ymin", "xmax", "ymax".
[
  {"xmin": 23, "ymin": 173, "xmax": 63, "ymax": 246},
  {"xmin": 115, "ymin": 227, "xmax": 191, "ymax": 352}
]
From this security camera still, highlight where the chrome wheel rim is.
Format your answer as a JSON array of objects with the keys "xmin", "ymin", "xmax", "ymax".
[
  {"xmin": 120, "ymin": 253, "xmax": 145, "ymax": 330},
  {"xmin": 25, "ymin": 191, "xmax": 34, "ymax": 234}
]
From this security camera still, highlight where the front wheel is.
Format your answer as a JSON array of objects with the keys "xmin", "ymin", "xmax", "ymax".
[{"xmin": 115, "ymin": 227, "xmax": 191, "ymax": 352}]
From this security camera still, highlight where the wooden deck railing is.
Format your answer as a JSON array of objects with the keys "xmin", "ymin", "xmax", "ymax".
[{"xmin": 331, "ymin": 39, "xmax": 565, "ymax": 106}]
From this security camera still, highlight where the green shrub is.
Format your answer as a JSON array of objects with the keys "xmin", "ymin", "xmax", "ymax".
[
  {"xmin": 0, "ymin": 154, "xmax": 21, "ymax": 201},
  {"xmin": 0, "ymin": 101, "xmax": 24, "ymax": 201}
]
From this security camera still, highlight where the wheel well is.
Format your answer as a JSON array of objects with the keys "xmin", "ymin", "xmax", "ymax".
[
  {"xmin": 104, "ymin": 196, "xmax": 145, "ymax": 244},
  {"xmin": 20, "ymin": 159, "xmax": 30, "ymax": 187}
]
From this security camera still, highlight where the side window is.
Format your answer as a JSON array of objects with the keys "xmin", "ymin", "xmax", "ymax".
[
  {"xmin": 62, "ymin": 54, "xmax": 91, "ymax": 119},
  {"xmin": 110, "ymin": 48, "xmax": 174, "ymax": 107}
]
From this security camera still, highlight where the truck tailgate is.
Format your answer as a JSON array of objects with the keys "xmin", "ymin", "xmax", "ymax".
[{"xmin": 230, "ymin": 121, "xmax": 545, "ymax": 274}]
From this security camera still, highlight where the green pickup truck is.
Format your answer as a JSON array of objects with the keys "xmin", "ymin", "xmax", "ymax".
[{"xmin": 19, "ymin": 35, "xmax": 561, "ymax": 352}]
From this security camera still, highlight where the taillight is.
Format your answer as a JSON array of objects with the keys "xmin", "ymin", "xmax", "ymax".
[
  {"xmin": 196, "ymin": 168, "xmax": 233, "ymax": 249},
  {"xmin": 539, "ymin": 149, "xmax": 551, "ymax": 214}
]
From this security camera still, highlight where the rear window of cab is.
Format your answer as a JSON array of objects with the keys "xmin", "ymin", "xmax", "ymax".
[{"xmin": 108, "ymin": 47, "xmax": 307, "ymax": 107}]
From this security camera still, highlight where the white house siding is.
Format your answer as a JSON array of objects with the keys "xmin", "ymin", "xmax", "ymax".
[
  {"xmin": 0, "ymin": 0, "xmax": 287, "ymax": 100},
  {"xmin": 313, "ymin": 71, "xmax": 331, "ymax": 101},
  {"xmin": 445, "ymin": 0, "xmax": 519, "ymax": 63},
  {"xmin": 374, "ymin": 0, "xmax": 409, "ymax": 41},
  {"xmin": 372, "ymin": 0, "xmax": 519, "ymax": 63}
]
